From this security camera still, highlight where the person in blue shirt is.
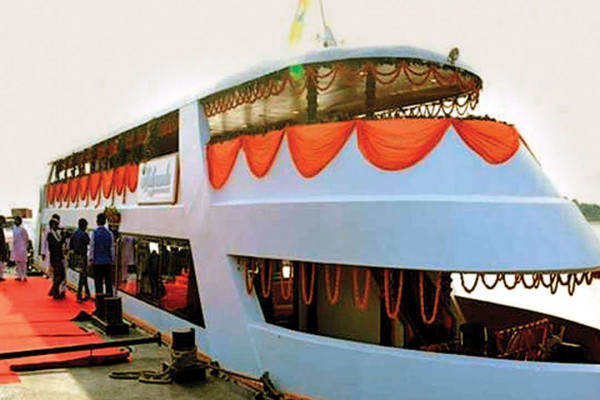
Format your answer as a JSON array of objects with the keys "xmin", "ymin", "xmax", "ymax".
[
  {"xmin": 88, "ymin": 213, "xmax": 115, "ymax": 296},
  {"xmin": 70, "ymin": 218, "xmax": 90, "ymax": 301}
]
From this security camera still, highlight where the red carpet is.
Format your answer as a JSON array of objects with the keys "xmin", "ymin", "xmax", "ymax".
[{"xmin": 0, "ymin": 277, "xmax": 127, "ymax": 384}]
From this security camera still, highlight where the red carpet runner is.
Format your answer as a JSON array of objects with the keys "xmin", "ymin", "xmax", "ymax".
[{"xmin": 0, "ymin": 277, "xmax": 127, "ymax": 384}]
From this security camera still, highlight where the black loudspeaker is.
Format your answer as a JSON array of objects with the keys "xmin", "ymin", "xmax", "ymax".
[{"xmin": 460, "ymin": 322, "xmax": 488, "ymax": 356}]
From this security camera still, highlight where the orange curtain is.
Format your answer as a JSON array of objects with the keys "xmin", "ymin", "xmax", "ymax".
[
  {"xmin": 69, "ymin": 177, "xmax": 80, "ymax": 203},
  {"xmin": 286, "ymin": 121, "xmax": 355, "ymax": 178},
  {"xmin": 89, "ymin": 172, "xmax": 102, "ymax": 201},
  {"xmin": 79, "ymin": 175, "xmax": 89, "ymax": 201},
  {"xmin": 356, "ymin": 119, "xmax": 451, "ymax": 170},
  {"xmin": 242, "ymin": 130, "xmax": 285, "ymax": 178},
  {"xmin": 207, "ymin": 137, "xmax": 242, "ymax": 189},
  {"xmin": 452, "ymin": 119, "xmax": 520, "ymax": 164},
  {"xmin": 102, "ymin": 169, "xmax": 114, "ymax": 198},
  {"xmin": 126, "ymin": 164, "xmax": 139, "ymax": 192},
  {"xmin": 113, "ymin": 166, "xmax": 127, "ymax": 195}
]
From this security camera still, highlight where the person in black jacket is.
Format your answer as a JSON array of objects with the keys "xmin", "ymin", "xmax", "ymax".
[
  {"xmin": 0, "ymin": 215, "xmax": 6, "ymax": 281},
  {"xmin": 47, "ymin": 217, "xmax": 65, "ymax": 299}
]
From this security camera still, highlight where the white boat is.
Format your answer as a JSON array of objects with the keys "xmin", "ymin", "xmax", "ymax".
[{"xmin": 37, "ymin": 46, "xmax": 600, "ymax": 399}]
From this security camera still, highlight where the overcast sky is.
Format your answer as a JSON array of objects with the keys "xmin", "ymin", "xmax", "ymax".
[{"xmin": 1, "ymin": 0, "xmax": 599, "ymax": 217}]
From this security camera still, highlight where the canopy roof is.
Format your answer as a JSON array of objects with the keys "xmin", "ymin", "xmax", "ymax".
[{"xmin": 199, "ymin": 46, "xmax": 482, "ymax": 140}]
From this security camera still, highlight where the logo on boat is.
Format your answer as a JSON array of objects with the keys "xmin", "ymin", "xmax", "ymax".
[{"xmin": 137, "ymin": 154, "xmax": 179, "ymax": 205}]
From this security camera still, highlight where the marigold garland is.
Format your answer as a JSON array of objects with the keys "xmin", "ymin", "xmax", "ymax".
[
  {"xmin": 300, "ymin": 262, "xmax": 316, "ymax": 305},
  {"xmin": 324, "ymin": 264, "xmax": 342, "ymax": 305},
  {"xmin": 383, "ymin": 269, "xmax": 404, "ymax": 320},
  {"xmin": 352, "ymin": 267, "xmax": 371, "ymax": 311},
  {"xmin": 243, "ymin": 258, "xmax": 255, "ymax": 295},
  {"xmin": 280, "ymin": 262, "xmax": 294, "ymax": 301},
  {"xmin": 259, "ymin": 259, "xmax": 273, "ymax": 298},
  {"xmin": 419, "ymin": 271, "xmax": 442, "ymax": 325}
]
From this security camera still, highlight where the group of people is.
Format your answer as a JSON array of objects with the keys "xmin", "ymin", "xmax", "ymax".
[
  {"xmin": 0, "ymin": 215, "xmax": 31, "ymax": 282},
  {"xmin": 44, "ymin": 213, "xmax": 116, "ymax": 301}
]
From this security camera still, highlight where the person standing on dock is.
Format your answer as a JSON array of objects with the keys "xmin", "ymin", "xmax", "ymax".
[
  {"xmin": 12, "ymin": 216, "xmax": 30, "ymax": 282},
  {"xmin": 70, "ymin": 218, "xmax": 91, "ymax": 301},
  {"xmin": 89, "ymin": 213, "xmax": 115, "ymax": 296},
  {"xmin": 0, "ymin": 216, "xmax": 7, "ymax": 281},
  {"xmin": 41, "ymin": 214, "xmax": 60, "ymax": 279},
  {"xmin": 47, "ymin": 217, "xmax": 65, "ymax": 299}
]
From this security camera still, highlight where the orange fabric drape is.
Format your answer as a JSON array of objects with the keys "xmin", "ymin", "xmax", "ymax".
[
  {"xmin": 205, "ymin": 118, "xmax": 522, "ymax": 190},
  {"xmin": 61, "ymin": 181, "xmax": 70, "ymax": 203},
  {"xmin": 452, "ymin": 119, "xmax": 520, "ymax": 164},
  {"xmin": 207, "ymin": 137, "xmax": 242, "ymax": 189},
  {"xmin": 286, "ymin": 121, "xmax": 355, "ymax": 178},
  {"xmin": 102, "ymin": 169, "xmax": 114, "ymax": 199},
  {"xmin": 126, "ymin": 164, "xmax": 139, "ymax": 192},
  {"xmin": 69, "ymin": 177, "xmax": 80, "ymax": 203},
  {"xmin": 88, "ymin": 172, "xmax": 102, "ymax": 201},
  {"xmin": 242, "ymin": 130, "xmax": 285, "ymax": 178},
  {"xmin": 356, "ymin": 119, "xmax": 451, "ymax": 171},
  {"xmin": 79, "ymin": 175, "xmax": 89, "ymax": 202},
  {"xmin": 113, "ymin": 166, "xmax": 127, "ymax": 195},
  {"xmin": 46, "ymin": 185, "xmax": 54, "ymax": 206}
]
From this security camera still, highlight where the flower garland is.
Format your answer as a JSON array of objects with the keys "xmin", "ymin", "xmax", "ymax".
[
  {"xmin": 259, "ymin": 258, "xmax": 273, "ymax": 298},
  {"xmin": 459, "ymin": 271, "xmax": 598, "ymax": 296},
  {"xmin": 243, "ymin": 258, "xmax": 255, "ymax": 295},
  {"xmin": 300, "ymin": 262, "xmax": 316, "ymax": 305},
  {"xmin": 324, "ymin": 264, "xmax": 342, "ymax": 305},
  {"xmin": 419, "ymin": 271, "xmax": 442, "ymax": 325},
  {"xmin": 280, "ymin": 262, "xmax": 294, "ymax": 301},
  {"xmin": 352, "ymin": 267, "xmax": 371, "ymax": 311},
  {"xmin": 383, "ymin": 269, "xmax": 404, "ymax": 320}
]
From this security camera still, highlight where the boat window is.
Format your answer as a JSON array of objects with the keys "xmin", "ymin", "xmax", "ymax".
[
  {"xmin": 116, "ymin": 234, "xmax": 204, "ymax": 327},
  {"xmin": 238, "ymin": 257, "xmax": 600, "ymax": 364}
]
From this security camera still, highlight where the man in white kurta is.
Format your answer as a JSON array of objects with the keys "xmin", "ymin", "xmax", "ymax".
[{"xmin": 12, "ymin": 216, "xmax": 30, "ymax": 281}]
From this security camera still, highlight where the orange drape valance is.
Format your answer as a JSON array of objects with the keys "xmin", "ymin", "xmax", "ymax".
[
  {"xmin": 207, "ymin": 137, "xmax": 242, "ymax": 190},
  {"xmin": 88, "ymin": 172, "xmax": 102, "ymax": 201},
  {"xmin": 69, "ymin": 177, "xmax": 80, "ymax": 203},
  {"xmin": 286, "ymin": 122, "xmax": 355, "ymax": 178},
  {"xmin": 113, "ymin": 166, "xmax": 127, "ymax": 195},
  {"xmin": 206, "ymin": 118, "xmax": 521, "ymax": 190},
  {"xmin": 452, "ymin": 119, "xmax": 520, "ymax": 164},
  {"xmin": 79, "ymin": 175, "xmax": 89, "ymax": 201},
  {"xmin": 356, "ymin": 119, "xmax": 451, "ymax": 171},
  {"xmin": 101, "ymin": 170, "xmax": 114, "ymax": 198},
  {"xmin": 46, "ymin": 185, "xmax": 55, "ymax": 205},
  {"xmin": 47, "ymin": 164, "xmax": 141, "ymax": 208},
  {"xmin": 126, "ymin": 164, "xmax": 139, "ymax": 192},
  {"xmin": 242, "ymin": 130, "xmax": 285, "ymax": 178},
  {"xmin": 61, "ymin": 182, "xmax": 69, "ymax": 202}
]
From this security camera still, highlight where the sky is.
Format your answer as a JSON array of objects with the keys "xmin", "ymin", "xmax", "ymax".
[{"xmin": 1, "ymin": 0, "xmax": 600, "ymax": 217}]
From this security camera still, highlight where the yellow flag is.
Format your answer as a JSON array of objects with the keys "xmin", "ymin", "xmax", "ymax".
[{"xmin": 288, "ymin": 0, "xmax": 312, "ymax": 46}]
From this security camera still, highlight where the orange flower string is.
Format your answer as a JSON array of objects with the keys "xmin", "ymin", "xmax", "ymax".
[
  {"xmin": 352, "ymin": 267, "xmax": 371, "ymax": 311},
  {"xmin": 384, "ymin": 269, "xmax": 404, "ymax": 320},
  {"xmin": 280, "ymin": 262, "xmax": 294, "ymax": 301},
  {"xmin": 419, "ymin": 271, "xmax": 442, "ymax": 325},
  {"xmin": 459, "ymin": 273, "xmax": 479, "ymax": 293},
  {"xmin": 479, "ymin": 273, "xmax": 501, "ymax": 290},
  {"xmin": 259, "ymin": 259, "xmax": 273, "ymax": 298},
  {"xmin": 300, "ymin": 262, "xmax": 316, "ymax": 305},
  {"xmin": 324, "ymin": 264, "xmax": 342, "ymax": 305},
  {"xmin": 244, "ymin": 259, "xmax": 255, "ymax": 295}
]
